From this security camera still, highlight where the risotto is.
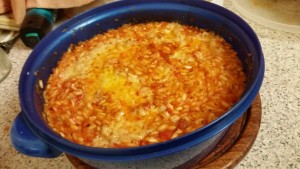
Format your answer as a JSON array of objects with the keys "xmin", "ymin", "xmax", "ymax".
[{"xmin": 43, "ymin": 22, "xmax": 246, "ymax": 148}]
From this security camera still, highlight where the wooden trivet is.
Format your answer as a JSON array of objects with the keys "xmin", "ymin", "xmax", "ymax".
[{"xmin": 66, "ymin": 95, "xmax": 261, "ymax": 169}]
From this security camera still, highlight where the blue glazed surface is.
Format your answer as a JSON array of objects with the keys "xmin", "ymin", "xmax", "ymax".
[
  {"xmin": 12, "ymin": 0, "xmax": 264, "ymax": 162},
  {"xmin": 10, "ymin": 113, "xmax": 62, "ymax": 158}
]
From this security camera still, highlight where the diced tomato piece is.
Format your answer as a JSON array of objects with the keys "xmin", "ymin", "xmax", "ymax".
[
  {"xmin": 159, "ymin": 130, "xmax": 174, "ymax": 141},
  {"xmin": 177, "ymin": 119, "xmax": 188, "ymax": 130}
]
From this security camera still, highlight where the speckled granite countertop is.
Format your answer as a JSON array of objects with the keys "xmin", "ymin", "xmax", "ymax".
[{"xmin": 0, "ymin": 1, "xmax": 299, "ymax": 168}]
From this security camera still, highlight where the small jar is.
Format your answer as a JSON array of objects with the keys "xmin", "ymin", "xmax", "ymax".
[{"xmin": 0, "ymin": 48, "xmax": 12, "ymax": 83}]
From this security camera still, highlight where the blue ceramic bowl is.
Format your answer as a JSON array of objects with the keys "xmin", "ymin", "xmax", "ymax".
[{"xmin": 10, "ymin": 0, "xmax": 264, "ymax": 168}]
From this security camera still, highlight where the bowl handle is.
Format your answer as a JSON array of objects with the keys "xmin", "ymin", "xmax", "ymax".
[{"xmin": 10, "ymin": 113, "xmax": 62, "ymax": 158}]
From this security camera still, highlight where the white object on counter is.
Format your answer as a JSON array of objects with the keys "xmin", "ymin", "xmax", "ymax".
[
  {"xmin": 208, "ymin": 0, "xmax": 224, "ymax": 6},
  {"xmin": 232, "ymin": 0, "xmax": 300, "ymax": 33}
]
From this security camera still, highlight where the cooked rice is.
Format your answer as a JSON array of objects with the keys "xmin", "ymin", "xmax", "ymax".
[{"xmin": 43, "ymin": 22, "xmax": 246, "ymax": 148}]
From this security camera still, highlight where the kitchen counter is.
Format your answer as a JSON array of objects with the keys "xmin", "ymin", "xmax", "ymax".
[{"xmin": 0, "ymin": 1, "xmax": 299, "ymax": 168}]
